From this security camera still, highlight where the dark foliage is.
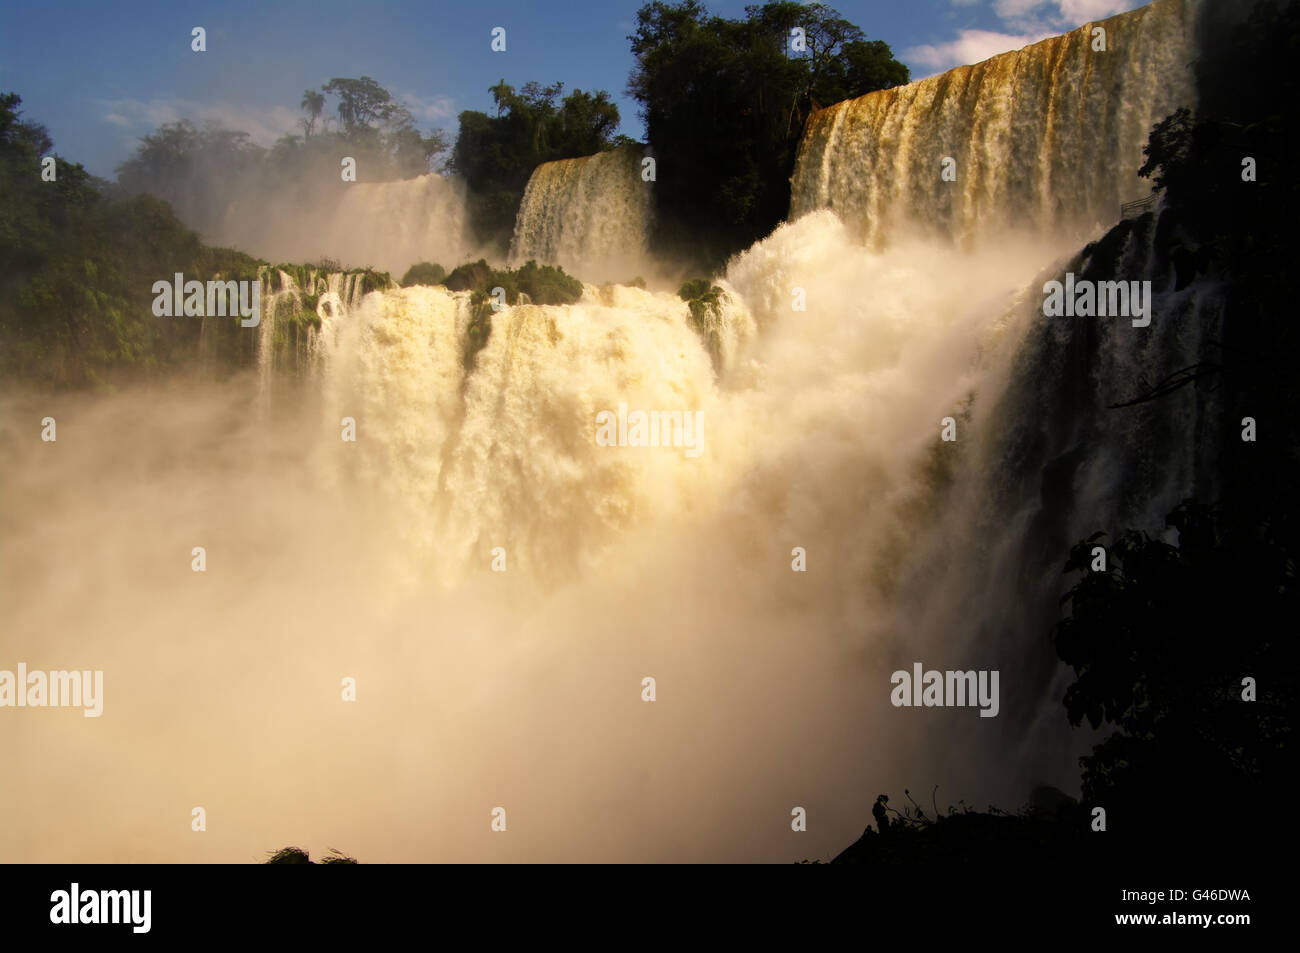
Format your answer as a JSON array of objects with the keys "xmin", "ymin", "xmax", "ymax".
[
  {"xmin": 400, "ymin": 261, "xmax": 447, "ymax": 287},
  {"xmin": 450, "ymin": 81, "xmax": 621, "ymax": 248},
  {"xmin": 628, "ymin": 1, "xmax": 907, "ymax": 268},
  {"xmin": 1054, "ymin": 503, "xmax": 1297, "ymax": 840},
  {"xmin": 0, "ymin": 93, "xmax": 261, "ymax": 388},
  {"xmin": 265, "ymin": 847, "xmax": 358, "ymax": 864},
  {"xmin": 826, "ymin": 0, "xmax": 1300, "ymax": 868}
]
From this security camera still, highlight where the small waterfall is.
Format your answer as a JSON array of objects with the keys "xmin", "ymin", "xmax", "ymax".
[
  {"xmin": 214, "ymin": 173, "xmax": 473, "ymax": 275},
  {"xmin": 790, "ymin": 0, "xmax": 1200, "ymax": 247},
  {"xmin": 509, "ymin": 146, "xmax": 651, "ymax": 281},
  {"xmin": 326, "ymin": 175, "xmax": 473, "ymax": 273},
  {"xmin": 256, "ymin": 266, "xmax": 394, "ymax": 406},
  {"xmin": 316, "ymin": 279, "xmax": 719, "ymax": 585}
]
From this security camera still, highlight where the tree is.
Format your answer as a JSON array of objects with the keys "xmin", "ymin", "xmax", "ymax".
[
  {"xmin": 321, "ymin": 76, "xmax": 398, "ymax": 135},
  {"xmin": 450, "ymin": 80, "xmax": 621, "ymax": 247},
  {"xmin": 1, "ymin": 92, "xmax": 263, "ymax": 387},
  {"xmin": 400, "ymin": 261, "xmax": 446, "ymax": 287},
  {"xmin": 627, "ymin": 0, "xmax": 907, "ymax": 267},
  {"xmin": 299, "ymin": 88, "xmax": 325, "ymax": 138},
  {"xmin": 315, "ymin": 76, "xmax": 449, "ymax": 177},
  {"xmin": 1117, "ymin": 1, "xmax": 1300, "ymax": 530},
  {"xmin": 114, "ymin": 75, "xmax": 450, "ymax": 249},
  {"xmin": 1053, "ymin": 502, "xmax": 1297, "ymax": 839}
]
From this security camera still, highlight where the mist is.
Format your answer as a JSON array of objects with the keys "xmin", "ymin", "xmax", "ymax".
[
  {"xmin": 0, "ymin": 214, "xmax": 1087, "ymax": 862},
  {"xmin": 0, "ymin": 0, "xmax": 1218, "ymax": 866}
]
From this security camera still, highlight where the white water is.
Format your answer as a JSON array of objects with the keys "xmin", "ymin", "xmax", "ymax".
[
  {"xmin": 2, "ymin": 214, "xmax": 1094, "ymax": 861},
  {"xmin": 510, "ymin": 147, "xmax": 651, "ymax": 282},
  {"xmin": 0, "ymin": 0, "xmax": 1219, "ymax": 863},
  {"xmin": 211, "ymin": 173, "xmax": 475, "ymax": 275},
  {"xmin": 791, "ymin": 0, "xmax": 1198, "ymax": 247}
]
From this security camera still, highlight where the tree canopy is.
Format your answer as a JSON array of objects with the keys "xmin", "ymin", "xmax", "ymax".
[
  {"xmin": 1053, "ymin": 503, "xmax": 1296, "ymax": 838},
  {"xmin": 627, "ymin": 0, "xmax": 908, "ymax": 267},
  {"xmin": 450, "ymin": 80, "xmax": 622, "ymax": 246},
  {"xmin": 0, "ymin": 93, "xmax": 260, "ymax": 387},
  {"xmin": 114, "ymin": 76, "xmax": 449, "ymax": 244}
]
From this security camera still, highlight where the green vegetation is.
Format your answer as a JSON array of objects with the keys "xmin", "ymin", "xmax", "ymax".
[
  {"xmin": 509, "ymin": 259, "xmax": 584, "ymax": 305},
  {"xmin": 1054, "ymin": 502, "xmax": 1295, "ymax": 837},
  {"xmin": 450, "ymin": 81, "xmax": 622, "ymax": 247},
  {"xmin": 442, "ymin": 258, "xmax": 583, "ymax": 306},
  {"xmin": 257, "ymin": 263, "xmax": 395, "ymax": 379},
  {"xmin": 463, "ymin": 299, "xmax": 495, "ymax": 371},
  {"xmin": 107, "ymin": 12, "xmax": 904, "ymax": 271},
  {"xmin": 677, "ymin": 278, "xmax": 726, "ymax": 370},
  {"xmin": 262, "ymin": 262, "xmax": 391, "ymax": 300},
  {"xmin": 0, "ymin": 93, "xmax": 262, "ymax": 387},
  {"xmin": 1039, "ymin": 13, "xmax": 1300, "ymax": 830},
  {"xmin": 113, "ymin": 76, "xmax": 449, "ymax": 252},
  {"xmin": 105, "ymin": 14, "xmax": 907, "ymax": 275},
  {"xmin": 444, "ymin": 259, "xmax": 495, "ymax": 293},
  {"xmin": 117, "ymin": 75, "xmax": 446, "ymax": 197},
  {"xmin": 400, "ymin": 261, "xmax": 447, "ymax": 287},
  {"xmin": 112, "ymin": 74, "xmax": 622, "ymax": 261},
  {"xmin": 0, "ymin": 89, "xmax": 422, "ymax": 389},
  {"xmin": 825, "ymin": 0, "xmax": 1300, "ymax": 869},
  {"xmin": 264, "ymin": 262, "xmax": 323, "ymax": 295},
  {"xmin": 628, "ymin": 1, "xmax": 908, "ymax": 267},
  {"xmin": 439, "ymin": 258, "xmax": 585, "ymax": 369}
]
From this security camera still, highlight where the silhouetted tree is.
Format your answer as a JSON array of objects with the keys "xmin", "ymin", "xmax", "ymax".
[
  {"xmin": 627, "ymin": 0, "xmax": 907, "ymax": 266},
  {"xmin": 1053, "ymin": 501, "xmax": 1298, "ymax": 842}
]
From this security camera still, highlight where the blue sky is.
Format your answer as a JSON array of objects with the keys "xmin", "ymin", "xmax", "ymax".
[{"xmin": 0, "ymin": 0, "xmax": 1148, "ymax": 178}]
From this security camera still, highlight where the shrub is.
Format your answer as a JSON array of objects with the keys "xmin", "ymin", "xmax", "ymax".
[{"xmin": 400, "ymin": 261, "xmax": 446, "ymax": 287}]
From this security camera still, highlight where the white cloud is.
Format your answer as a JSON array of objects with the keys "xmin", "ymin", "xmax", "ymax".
[
  {"xmin": 398, "ymin": 92, "xmax": 455, "ymax": 124},
  {"xmin": 1058, "ymin": 0, "xmax": 1134, "ymax": 19},
  {"xmin": 993, "ymin": 0, "xmax": 1048, "ymax": 17},
  {"xmin": 995, "ymin": 0, "xmax": 1140, "ymax": 30},
  {"xmin": 101, "ymin": 99, "xmax": 182, "ymax": 129},
  {"xmin": 907, "ymin": 28, "xmax": 1054, "ymax": 72},
  {"xmin": 921, "ymin": 0, "xmax": 1144, "ymax": 73},
  {"xmin": 99, "ymin": 98, "xmax": 301, "ymax": 144}
]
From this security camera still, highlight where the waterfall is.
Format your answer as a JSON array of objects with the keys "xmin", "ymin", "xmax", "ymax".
[
  {"xmin": 257, "ymin": 265, "xmax": 389, "ymax": 406},
  {"xmin": 509, "ymin": 146, "xmax": 651, "ymax": 281},
  {"xmin": 325, "ymin": 175, "xmax": 473, "ymax": 273},
  {"xmin": 211, "ymin": 173, "xmax": 474, "ymax": 275},
  {"xmin": 0, "ymin": 0, "xmax": 1236, "ymax": 864},
  {"xmin": 276, "ymin": 0, "xmax": 1219, "ymax": 815},
  {"xmin": 790, "ymin": 0, "xmax": 1200, "ymax": 247},
  {"xmin": 286, "ymin": 204, "xmax": 1160, "ymax": 819}
]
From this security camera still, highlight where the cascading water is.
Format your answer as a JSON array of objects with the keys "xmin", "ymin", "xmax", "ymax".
[
  {"xmin": 278, "ymin": 0, "xmax": 1211, "ymax": 825},
  {"xmin": 509, "ymin": 146, "xmax": 652, "ymax": 281},
  {"xmin": 289, "ymin": 0, "xmax": 1214, "ymax": 812},
  {"xmin": 790, "ymin": 0, "xmax": 1199, "ymax": 248},
  {"xmin": 257, "ymin": 266, "xmax": 383, "ymax": 406},
  {"xmin": 213, "ymin": 172, "xmax": 474, "ymax": 274},
  {"xmin": 0, "ymin": 0, "xmax": 1226, "ymax": 863}
]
